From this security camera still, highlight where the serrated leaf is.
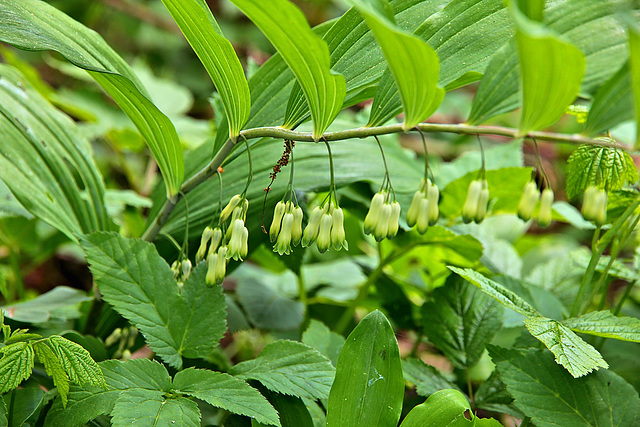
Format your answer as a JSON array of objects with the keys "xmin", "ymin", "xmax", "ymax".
[
  {"xmin": 230, "ymin": 0, "xmax": 345, "ymax": 140},
  {"xmin": 367, "ymin": 0, "xmax": 512, "ymax": 126},
  {"xmin": 354, "ymin": 0, "xmax": 443, "ymax": 130},
  {"xmin": 563, "ymin": 311, "xmax": 640, "ymax": 343},
  {"xmin": 252, "ymin": 388, "xmax": 312, "ymax": 427},
  {"xmin": 447, "ymin": 267, "xmax": 538, "ymax": 317},
  {"xmin": 565, "ymin": 144, "xmax": 639, "ymax": 199},
  {"xmin": 489, "ymin": 346, "xmax": 640, "ymax": 426},
  {"xmin": 45, "ymin": 336, "xmax": 105, "ymax": 388},
  {"xmin": 468, "ymin": 0, "xmax": 632, "ymax": 125},
  {"xmin": 512, "ymin": 5, "xmax": 585, "ymax": 133},
  {"xmin": 80, "ymin": 232, "xmax": 227, "ymax": 369},
  {"xmin": 422, "ymin": 274, "xmax": 504, "ymax": 369},
  {"xmin": 403, "ymin": 358, "xmax": 460, "ymax": 398},
  {"xmin": 400, "ymin": 389, "xmax": 502, "ymax": 427},
  {"xmin": 0, "ymin": 0, "xmax": 184, "ymax": 198},
  {"xmin": 302, "ymin": 320, "xmax": 345, "ymax": 367},
  {"xmin": 173, "ymin": 368, "xmax": 280, "ymax": 427},
  {"xmin": 0, "ymin": 341, "xmax": 34, "ymax": 394},
  {"xmin": 0, "ymin": 64, "xmax": 110, "ymax": 241},
  {"xmin": 326, "ymin": 311, "xmax": 403, "ymax": 427},
  {"xmin": 160, "ymin": 0, "xmax": 249, "ymax": 139},
  {"xmin": 33, "ymin": 341, "xmax": 70, "ymax": 407},
  {"xmin": 231, "ymin": 340, "xmax": 334, "ymax": 400},
  {"xmin": 112, "ymin": 389, "xmax": 200, "ymax": 427},
  {"xmin": 584, "ymin": 61, "xmax": 634, "ymax": 136},
  {"xmin": 0, "ymin": 287, "xmax": 92, "ymax": 323},
  {"xmin": 524, "ymin": 316, "xmax": 608, "ymax": 377},
  {"xmin": 474, "ymin": 371, "xmax": 524, "ymax": 418}
]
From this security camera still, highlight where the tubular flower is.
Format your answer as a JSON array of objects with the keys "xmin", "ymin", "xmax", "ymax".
[
  {"xmin": 518, "ymin": 181, "xmax": 540, "ymax": 221},
  {"xmin": 316, "ymin": 213, "xmax": 333, "ymax": 253},
  {"xmin": 220, "ymin": 195, "xmax": 243, "ymax": 223},
  {"xmin": 291, "ymin": 206, "xmax": 304, "ymax": 246},
  {"xmin": 270, "ymin": 201, "xmax": 287, "ymax": 243},
  {"xmin": 475, "ymin": 180, "xmax": 490, "ymax": 223},
  {"xmin": 364, "ymin": 192, "xmax": 386, "ymax": 234},
  {"xmin": 227, "ymin": 218, "xmax": 249, "ymax": 261},
  {"xmin": 196, "ymin": 226, "xmax": 214, "ymax": 263},
  {"xmin": 406, "ymin": 189, "xmax": 424, "ymax": 228},
  {"xmin": 215, "ymin": 247, "xmax": 228, "ymax": 285},
  {"xmin": 537, "ymin": 188, "xmax": 554, "ymax": 228},
  {"xmin": 582, "ymin": 186, "xmax": 607, "ymax": 226},
  {"xmin": 181, "ymin": 260, "xmax": 192, "ymax": 281},
  {"xmin": 331, "ymin": 207, "xmax": 348, "ymax": 250},
  {"xmin": 208, "ymin": 228, "xmax": 223, "ymax": 256},
  {"xmin": 426, "ymin": 183, "xmax": 440, "ymax": 225},
  {"xmin": 205, "ymin": 251, "xmax": 219, "ymax": 286},
  {"xmin": 302, "ymin": 206, "xmax": 324, "ymax": 247},
  {"xmin": 374, "ymin": 203, "xmax": 392, "ymax": 242},
  {"xmin": 462, "ymin": 179, "xmax": 483, "ymax": 223},
  {"xmin": 274, "ymin": 213, "xmax": 294, "ymax": 255},
  {"xmin": 387, "ymin": 202, "xmax": 401, "ymax": 239},
  {"xmin": 407, "ymin": 179, "xmax": 439, "ymax": 232},
  {"xmin": 416, "ymin": 198, "xmax": 430, "ymax": 234}
]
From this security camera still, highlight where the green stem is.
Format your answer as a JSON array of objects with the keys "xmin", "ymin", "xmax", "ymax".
[
  {"xmin": 466, "ymin": 369, "xmax": 475, "ymax": 409},
  {"xmin": 613, "ymin": 279, "xmax": 638, "ymax": 316}
]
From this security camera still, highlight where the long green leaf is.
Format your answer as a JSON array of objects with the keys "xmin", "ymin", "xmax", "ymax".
[
  {"xmin": 230, "ymin": 0, "xmax": 345, "ymax": 140},
  {"xmin": 353, "ymin": 0, "xmax": 443, "ymax": 130},
  {"xmin": 583, "ymin": 62, "xmax": 634, "ymax": 136},
  {"xmin": 468, "ymin": 0, "xmax": 632, "ymax": 125},
  {"xmin": 326, "ymin": 311, "xmax": 404, "ymax": 427},
  {"xmin": 0, "ymin": 64, "xmax": 110, "ymax": 241},
  {"xmin": 0, "ymin": 0, "xmax": 184, "ymax": 197},
  {"xmin": 563, "ymin": 311, "xmax": 640, "ymax": 343},
  {"xmin": 512, "ymin": 5, "xmax": 585, "ymax": 133},
  {"xmin": 80, "ymin": 233, "xmax": 227, "ymax": 369},
  {"xmin": 160, "ymin": 0, "xmax": 249, "ymax": 139},
  {"xmin": 368, "ymin": 0, "xmax": 512, "ymax": 126},
  {"xmin": 629, "ymin": 23, "xmax": 640, "ymax": 148}
]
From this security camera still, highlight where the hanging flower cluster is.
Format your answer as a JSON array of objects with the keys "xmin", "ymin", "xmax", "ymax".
[
  {"xmin": 462, "ymin": 179, "xmax": 490, "ymax": 224},
  {"xmin": 364, "ymin": 191, "xmax": 401, "ymax": 242},
  {"xmin": 516, "ymin": 180, "xmax": 555, "ymax": 227},
  {"xmin": 270, "ymin": 201, "xmax": 304, "ymax": 255},
  {"xmin": 582, "ymin": 185, "xmax": 607, "ymax": 226},
  {"xmin": 302, "ymin": 199, "xmax": 348, "ymax": 253},
  {"xmin": 406, "ymin": 178, "xmax": 439, "ymax": 234}
]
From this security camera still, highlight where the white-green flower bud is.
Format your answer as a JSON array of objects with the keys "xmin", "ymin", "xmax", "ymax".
[
  {"xmin": 331, "ymin": 207, "xmax": 347, "ymax": 250},
  {"xmin": 227, "ymin": 219, "xmax": 247, "ymax": 261},
  {"xmin": 317, "ymin": 213, "xmax": 333, "ymax": 253},
  {"xmin": 416, "ymin": 198, "xmax": 430, "ymax": 235},
  {"xmin": 518, "ymin": 181, "xmax": 540, "ymax": 221},
  {"xmin": 209, "ymin": 228, "xmax": 222, "ymax": 255},
  {"xmin": 205, "ymin": 252, "xmax": 218, "ymax": 286},
  {"xmin": 215, "ymin": 247, "xmax": 227, "ymax": 285},
  {"xmin": 270, "ymin": 201, "xmax": 287, "ymax": 243},
  {"xmin": 593, "ymin": 189, "xmax": 607, "ymax": 226},
  {"xmin": 221, "ymin": 195, "xmax": 242, "ymax": 223},
  {"xmin": 171, "ymin": 260, "xmax": 180, "ymax": 279},
  {"xmin": 475, "ymin": 181, "xmax": 489, "ymax": 223},
  {"xmin": 387, "ymin": 202, "xmax": 401, "ymax": 239},
  {"xmin": 240, "ymin": 227, "xmax": 248, "ymax": 259},
  {"xmin": 406, "ymin": 190, "xmax": 424, "ymax": 228},
  {"xmin": 274, "ymin": 213, "xmax": 294, "ymax": 255},
  {"xmin": 427, "ymin": 183, "xmax": 440, "ymax": 225},
  {"xmin": 302, "ymin": 206, "xmax": 324, "ymax": 247},
  {"xmin": 196, "ymin": 226, "xmax": 214, "ymax": 263},
  {"xmin": 364, "ymin": 192, "xmax": 386, "ymax": 235},
  {"xmin": 181, "ymin": 259, "xmax": 192, "ymax": 280},
  {"xmin": 291, "ymin": 206, "xmax": 303, "ymax": 246},
  {"xmin": 462, "ymin": 180, "xmax": 482, "ymax": 223},
  {"xmin": 537, "ymin": 188, "xmax": 554, "ymax": 228},
  {"xmin": 581, "ymin": 185, "xmax": 599, "ymax": 221},
  {"xmin": 374, "ymin": 203, "xmax": 392, "ymax": 242}
]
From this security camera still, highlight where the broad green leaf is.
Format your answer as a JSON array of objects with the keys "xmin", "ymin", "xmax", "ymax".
[
  {"xmin": 2, "ymin": 389, "xmax": 45, "ymax": 427},
  {"xmin": 0, "ymin": 287, "xmax": 91, "ymax": 323},
  {"xmin": 0, "ymin": 341, "xmax": 34, "ymax": 394},
  {"xmin": 447, "ymin": 267, "xmax": 538, "ymax": 317},
  {"xmin": 367, "ymin": 0, "xmax": 512, "ymax": 126},
  {"xmin": 252, "ymin": 388, "xmax": 312, "ymax": 427},
  {"xmin": 0, "ymin": 0, "xmax": 184, "ymax": 198},
  {"xmin": 0, "ymin": 64, "xmax": 110, "ymax": 241},
  {"xmin": 512, "ymin": 5, "xmax": 585, "ymax": 133},
  {"xmin": 302, "ymin": 320, "xmax": 345, "ymax": 367},
  {"xmin": 563, "ymin": 311, "xmax": 640, "ymax": 343},
  {"xmin": 33, "ymin": 342, "xmax": 70, "ymax": 407},
  {"xmin": 403, "ymin": 358, "xmax": 460, "ymax": 397},
  {"xmin": 489, "ymin": 346, "xmax": 640, "ymax": 426},
  {"xmin": 565, "ymin": 144, "xmax": 638, "ymax": 200},
  {"xmin": 101, "ymin": 359, "xmax": 173, "ymax": 392},
  {"xmin": 474, "ymin": 371, "xmax": 524, "ymax": 418},
  {"xmin": 80, "ymin": 233, "xmax": 227, "ymax": 369},
  {"xmin": 231, "ymin": 340, "xmax": 334, "ymax": 400},
  {"xmin": 173, "ymin": 368, "xmax": 280, "ymax": 426},
  {"xmin": 515, "ymin": 0, "xmax": 544, "ymax": 21},
  {"xmin": 400, "ymin": 389, "xmax": 502, "ymax": 427},
  {"xmin": 326, "ymin": 311, "xmax": 403, "ymax": 427},
  {"xmin": 160, "ymin": 0, "xmax": 249, "ymax": 139},
  {"xmin": 524, "ymin": 316, "xmax": 608, "ymax": 377},
  {"xmin": 583, "ymin": 62, "xmax": 634, "ymax": 136},
  {"xmin": 630, "ymin": 23, "xmax": 640, "ymax": 148},
  {"xmin": 230, "ymin": 0, "xmax": 345, "ymax": 140},
  {"xmin": 353, "ymin": 0, "xmax": 443, "ymax": 130},
  {"xmin": 468, "ymin": 0, "xmax": 632, "ymax": 125},
  {"xmin": 112, "ymin": 389, "xmax": 200, "ymax": 427},
  {"xmin": 421, "ymin": 274, "xmax": 504, "ymax": 369}
]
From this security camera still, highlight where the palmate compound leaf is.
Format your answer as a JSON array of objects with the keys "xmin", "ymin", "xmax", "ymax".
[
  {"xmin": 231, "ymin": 340, "xmax": 335, "ymax": 400},
  {"xmin": 562, "ymin": 310, "xmax": 640, "ymax": 343},
  {"xmin": 173, "ymin": 368, "xmax": 280, "ymax": 426},
  {"xmin": 0, "ymin": 0, "xmax": 184, "ymax": 198},
  {"xmin": 80, "ymin": 232, "xmax": 227, "ymax": 369},
  {"xmin": 565, "ymin": 143, "xmax": 639, "ymax": 200},
  {"xmin": 0, "ymin": 341, "xmax": 34, "ymax": 394},
  {"xmin": 352, "ymin": 0, "xmax": 443, "ymax": 130},
  {"xmin": 489, "ymin": 346, "xmax": 640, "ymax": 427},
  {"xmin": 159, "ymin": 0, "xmax": 249, "ymax": 140},
  {"xmin": 229, "ymin": 0, "xmax": 345, "ymax": 140}
]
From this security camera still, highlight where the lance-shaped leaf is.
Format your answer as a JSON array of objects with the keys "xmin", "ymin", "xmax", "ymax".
[
  {"xmin": 160, "ymin": 0, "xmax": 250, "ymax": 140},
  {"xmin": 353, "ymin": 0, "xmax": 443, "ymax": 130},
  {"xmin": 584, "ymin": 61, "xmax": 634, "ymax": 136},
  {"xmin": 511, "ymin": 4, "xmax": 585, "ymax": 133},
  {"xmin": 563, "ymin": 310, "xmax": 640, "ymax": 343},
  {"xmin": 230, "ymin": 0, "xmax": 345, "ymax": 140},
  {"xmin": 0, "ymin": 0, "xmax": 184, "ymax": 198},
  {"xmin": 326, "ymin": 311, "xmax": 404, "ymax": 427},
  {"xmin": 629, "ymin": 22, "xmax": 640, "ymax": 148}
]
